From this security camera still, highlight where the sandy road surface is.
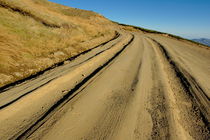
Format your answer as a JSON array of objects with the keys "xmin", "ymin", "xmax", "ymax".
[{"xmin": 0, "ymin": 31, "xmax": 209, "ymax": 140}]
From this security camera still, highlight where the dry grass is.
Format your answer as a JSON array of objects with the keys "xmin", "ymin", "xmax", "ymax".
[{"xmin": 0, "ymin": 0, "xmax": 115, "ymax": 87}]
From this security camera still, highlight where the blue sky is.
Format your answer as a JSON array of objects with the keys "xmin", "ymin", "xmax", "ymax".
[{"xmin": 49, "ymin": 0, "xmax": 210, "ymax": 39}]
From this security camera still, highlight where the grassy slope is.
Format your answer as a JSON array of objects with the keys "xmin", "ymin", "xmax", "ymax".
[{"xmin": 0, "ymin": 0, "xmax": 116, "ymax": 87}]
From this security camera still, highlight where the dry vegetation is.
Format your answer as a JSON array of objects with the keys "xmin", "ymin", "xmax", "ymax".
[{"xmin": 0, "ymin": 0, "xmax": 116, "ymax": 87}]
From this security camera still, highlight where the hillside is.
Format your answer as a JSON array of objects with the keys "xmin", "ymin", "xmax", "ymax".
[
  {"xmin": 0, "ymin": 0, "xmax": 116, "ymax": 87},
  {"xmin": 0, "ymin": 0, "xmax": 209, "ymax": 140},
  {"xmin": 0, "ymin": 0, "xmax": 209, "ymax": 89},
  {"xmin": 192, "ymin": 38, "xmax": 210, "ymax": 47}
]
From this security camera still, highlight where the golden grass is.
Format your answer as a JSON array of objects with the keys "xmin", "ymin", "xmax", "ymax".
[{"xmin": 0, "ymin": 0, "xmax": 115, "ymax": 87}]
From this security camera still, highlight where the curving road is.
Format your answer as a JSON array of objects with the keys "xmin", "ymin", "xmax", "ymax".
[{"xmin": 0, "ymin": 31, "xmax": 209, "ymax": 140}]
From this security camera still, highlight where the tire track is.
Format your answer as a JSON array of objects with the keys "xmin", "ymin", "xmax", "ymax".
[
  {"xmin": 149, "ymin": 47, "xmax": 170, "ymax": 140},
  {"xmin": 150, "ymin": 38, "xmax": 209, "ymax": 139},
  {"xmin": 83, "ymin": 36, "xmax": 143, "ymax": 140},
  {"xmin": 16, "ymin": 34, "xmax": 135, "ymax": 140},
  {"xmin": 85, "ymin": 62, "xmax": 142, "ymax": 140},
  {"xmin": 139, "ymin": 39, "xmax": 170, "ymax": 139}
]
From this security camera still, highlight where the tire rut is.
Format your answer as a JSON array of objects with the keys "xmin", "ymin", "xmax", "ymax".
[
  {"xmin": 84, "ymin": 38, "xmax": 143, "ymax": 140},
  {"xmin": 150, "ymin": 38, "xmax": 209, "ymax": 139},
  {"xmin": 84, "ymin": 71, "xmax": 142, "ymax": 140},
  {"xmin": 16, "ymin": 35, "xmax": 134, "ymax": 140},
  {"xmin": 148, "ymin": 44, "xmax": 170, "ymax": 140}
]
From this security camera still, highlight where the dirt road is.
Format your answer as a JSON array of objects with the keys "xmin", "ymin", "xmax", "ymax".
[{"xmin": 0, "ymin": 31, "xmax": 209, "ymax": 140}]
